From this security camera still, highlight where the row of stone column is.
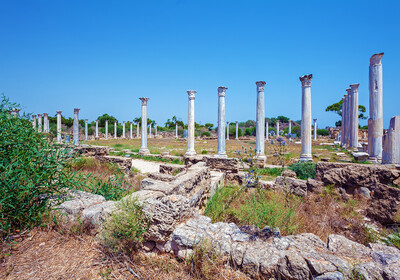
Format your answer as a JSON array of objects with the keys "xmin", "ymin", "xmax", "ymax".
[{"xmin": 340, "ymin": 84, "xmax": 360, "ymax": 149}]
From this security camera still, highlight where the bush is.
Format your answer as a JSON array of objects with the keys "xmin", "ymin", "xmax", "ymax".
[
  {"xmin": 0, "ymin": 96, "xmax": 74, "ymax": 237},
  {"xmin": 289, "ymin": 162, "xmax": 316, "ymax": 180},
  {"xmin": 317, "ymin": 129, "xmax": 329, "ymax": 136},
  {"xmin": 201, "ymin": 131, "xmax": 211, "ymax": 137},
  {"xmin": 102, "ymin": 196, "xmax": 150, "ymax": 253}
]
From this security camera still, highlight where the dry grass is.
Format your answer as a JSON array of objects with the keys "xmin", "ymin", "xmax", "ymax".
[
  {"xmin": 0, "ymin": 227, "xmax": 249, "ymax": 280},
  {"xmin": 87, "ymin": 137, "xmax": 336, "ymax": 165}
]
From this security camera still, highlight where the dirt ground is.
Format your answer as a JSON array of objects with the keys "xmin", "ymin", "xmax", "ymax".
[{"xmin": 88, "ymin": 136, "xmax": 340, "ymax": 165}]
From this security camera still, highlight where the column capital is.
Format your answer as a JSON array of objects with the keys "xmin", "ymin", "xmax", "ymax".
[
  {"xmin": 218, "ymin": 86, "xmax": 228, "ymax": 97},
  {"xmin": 57, "ymin": 111, "xmax": 62, "ymax": 114},
  {"xmin": 139, "ymin": 97, "xmax": 149, "ymax": 105},
  {"xmin": 256, "ymin": 81, "xmax": 266, "ymax": 91},
  {"xmin": 314, "ymin": 119, "xmax": 317, "ymax": 122},
  {"xmin": 32, "ymin": 114, "xmax": 36, "ymax": 118},
  {"xmin": 187, "ymin": 90, "xmax": 196, "ymax": 100},
  {"xmin": 235, "ymin": 121, "xmax": 238, "ymax": 124},
  {"xmin": 96, "ymin": 119, "xmax": 98, "ymax": 122},
  {"xmin": 299, "ymin": 74, "xmax": 313, "ymax": 87},
  {"xmin": 37, "ymin": 113, "xmax": 42, "ymax": 117},
  {"xmin": 85, "ymin": 119, "xmax": 88, "ymax": 122},
  {"xmin": 74, "ymin": 108, "xmax": 80, "ymax": 113},
  {"xmin": 43, "ymin": 113, "xmax": 48, "ymax": 116},
  {"xmin": 370, "ymin": 53, "xmax": 384, "ymax": 65},
  {"xmin": 350, "ymin": 83, "xmax": 360, "ymax": 92}
]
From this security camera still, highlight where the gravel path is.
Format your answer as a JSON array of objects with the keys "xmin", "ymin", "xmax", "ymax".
[{"xmin": 131, "ymin": 159, "xmax": 161, "ymax": 174}]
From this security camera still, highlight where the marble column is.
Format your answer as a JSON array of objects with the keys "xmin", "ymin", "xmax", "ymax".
[
  {"xmin": 226, "ymin": 121, "xmax": 229, "ymax": 140},
  {"xmin": 341, "ymin": 97, "xmax": 346, "ymax": 146},
  {"xmin": 349, "ymin": 84, "xmax": 359, "ymax": 148},
  {"xmin": 137, "ymin": 123, "xmax": 140, "ymax": 138},
  {"xmin": 73, "ymin": 108, "xmax": 80, "ymax": 145},
  {"xmin": 139, "ymin": 98, "xmax": 150, "ymax": 154},
  {"xmin": 122, "ymin": 121, "xmax": 126, "ymax": 138},
  {"xmin": 57, "ymin": 111, "xmax": 62, "ymax": 143},
  {"xmin": 265, "ymin": 120, "xmax": 269, "ymax": 140},
  {"xmin": 37, "ymin": 114, "xmax": 42, "ymax": 132},
  {"xmin": 43, "ymin": 113, "xmax": 49, "ymax": 133},
  {"xmin": 217, "ymin": 86, "xmax": 227, "ymax": 158},
  {"xmin": 345, "ymin": 90, "xmax": 351, "ymax": 147},
  {"xmin": 368, "ymin": 53, "xmax": 384, "ymax": 161},
  {"xmin": 313, "ymin": 119, "xmax": 317, "ymax": 140},
  {"xmin": 185, "ymin": 90, "xmax": 197, "ymax": 156},
  {"xmin": 149, "ymin": 122, "xmax": 152, "ymax": 138},
  {"xmin": 276, "ymin": 120, "xmax": 280, "ymax": 137},
  {"xmin": 299, "ymin": 74, "xmax": 313, "ymax": 162},
  {"xmin": 105, "ymin": 120, "xmax": 108, "ymax": 140},
  {"xmin": 255, "ymin": 81, "xmax": 266, "ymax": 159},
  {"xmin": 288, "ymin": 120, "xmax": 292, "ymax": 134},
  {"xmin": 95, "ymin": 120, "xmax": 99, "ymax": 139},
  {"xmin": 114, "ymin": 121, "xmax": 117, "ymax": 139},
  {"xmin": 236, "ymin": 121, "xmax": 239, "ymax": 140},
  {"xmin": 382, "ymin": 116, "xmax": 400, "ymax": 164},
  {"xmin": 130, "ymin": 122, "xmax": 133, "ymax": 139},
  {"xmin": 32, "ymin": 115, "xmax": 37, "ymax": 129},
  {"xmin": 176, "ymin": 123, "xmax": 178, "ymax": 138},
  {"xmin": 85, "ymin": 119, "xmax": 88, "ymax": 141}
]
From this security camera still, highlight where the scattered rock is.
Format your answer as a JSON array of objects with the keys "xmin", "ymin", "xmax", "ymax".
[
  {"xmin": 274, "ymin": 176, "xmax": 307, "ymax": 196},
  {"xmin": 367, "ymin": 183, "xmax": 400, "ymax": 225},
  {"xmin": 281, "ymin": 169, "xmax": 297, "ymax": 178}
]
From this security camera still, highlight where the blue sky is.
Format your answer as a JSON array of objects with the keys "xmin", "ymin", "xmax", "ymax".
[{"xmin": 1, "ymin": 0, "xmax": 399, "ymax": 128}]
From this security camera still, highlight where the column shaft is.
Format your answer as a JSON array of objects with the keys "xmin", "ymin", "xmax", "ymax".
[
  {"xmin": 123, "ymin": 121, "xmax": 126, "ymax": 138},
  {"xmin": 289, "ymin": 120, "xmax": 292, "ymax": 134},
  {"xmin": 105, "ymin": 120, "xmax": 108, "ymax": 140},
  {"xmin": 185, "ymin": 90, "xmax": 197, "ymax": 156},
  {"xmin": 95, "ymin": 120, "xmax": 99, "ymax": 138},
  {"xmin": 266, "ymin": 121, "xmax": 269, "ymax": 140},
  {"xmin": 299, "ymin": 74, "xmax": 313, "ymax": 161},
  {"xmin": 139, "ymin": 98, "xmax": 150, "ymax": 154},
  {"xmin": 236, "ymin": 121, "xmax": 239, "ymax": 140},
  {"xmin": 85, "ymin": 119, "xmax": 88, "ymax": 141},
  {"xmin": 226, "ymin": 121, "xmax": 229, "ymax": 140},
  {"xmin": 350, "ymin": 84, "xmax": 359, "ymax": 148},
  {"xmin": 43, "ymin": 113, "xmax": 49, "ymax": 133},
  {"xmin": 313, "ymin": 119, "xmax": 317, "ymax": 140},
  {"xmin": 57, "ymin": 111, "xmax": 62, "ymax": 143},
  {"xmin": 130, "ymin": 122, "xmax": 133, "ymax": 139},
  {"xmin": 73, "ymin": 109, "xmax": 80, "ymax": 145},
  {"xmin": 38, "ymin": 114, "xmax": 42, "ymax": 132},
  {"xmin": 217, "ymin": 87, "xmax": 227, "ymax": 157},
  {"xmin": 255, "ymin": 81, "xmax": 266, "ymax": 159},
  {"xmin": 114, "ymin": 121, "xmax": 117, "ymax": 139}
]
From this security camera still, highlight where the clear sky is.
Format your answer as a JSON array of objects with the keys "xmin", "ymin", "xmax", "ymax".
[{"xmin": 1, "ymin": 0, "xmax": 399, "ymax": 128}]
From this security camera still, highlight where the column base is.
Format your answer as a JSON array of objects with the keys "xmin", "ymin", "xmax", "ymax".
[
  {"xmin": 215, "ymin": 153, "xmax": 227, "ymax": 158},
  {"xmin": 139, "ymin": 148, "xmax": 150, "ymax": 155},
  {"xmin": 255, "ymin": 154, "xmax": 266, "ymax": 160},
  {"xmin": 367, "ymin": 156, "xmax": 381, "ymax": 164},
  {"xmin": 185, "ymin": 150, "xmax": 196, "ymax": 156},
  {"xmin": 299, "ymin": 154, "xmax": 313, "ymax": 162}
]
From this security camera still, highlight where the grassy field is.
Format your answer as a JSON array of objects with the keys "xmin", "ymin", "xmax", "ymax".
[{"xmin": 86, "ymin": 137, "xmax": 345, "ymax": 165}]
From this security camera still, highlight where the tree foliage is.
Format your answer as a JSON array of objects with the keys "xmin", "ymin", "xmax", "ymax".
[{"xmin": 325, "ymin": 100, "xmax": 367, "ymax": 120}]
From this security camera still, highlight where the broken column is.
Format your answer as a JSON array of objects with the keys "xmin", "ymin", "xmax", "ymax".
[
  {"xmin": 95, "ymin": 120, "xmax": 99, "ymax": 139},
  {"xmin": 175, "ymin": 123, "xmax": 178, "ymax": 138},
  {"xmin": 276, "ymin": 120, "xmax": 280, "ymax": 136},
  {"xmin": 57, "ymin": 111, "xmax": 62, "ymax": 143},
  {"xmin": 349, "ymin": 83, "xmax": 359, "ymax": 148},
  {"xmin": 122, "ymin": 121, "xmax": 126, "ymax": 138},
  {"xmin": 105, "ymin": 120, "xmax": 109, "ymax": 140},
  {"xmin": 299, "ymin": 74, "xmax": 313, "ymax": 162},
  {"xmin": 139, "ymin": 98, "xmax": 150, "ymax": 154},
  {"xmin": 236, "ymin": 121, "xmax": 239, "ymax": 140},
  {"xmin": 226, "ymin": 121, "xmax": 230, "ymax": 140},
  {"xmin": 37, "ymin": 114, "xmax": 42, "ymax": 132},
  {"xmin": 341, "ymin": 96, "xmax": 346, "ymax": 146},
  {"xmin": 114, "ymin": 121, "xmax": 117, "ymax": 139},
  {"xmin": 288, "ymin": 120, "xmax": 292, "ymax": 134},
  {"xmin": 313, "ymin": 119, "xmax": 317, "ymax": 140},
  {"xmin": 185, "ymin": 90, "xmax": 197, "ymax": 156},
  {"xmin": 43, "ymin": 113, "xmax": 49, "ymax": 133},
  {"xmin": 368, "ymin": 53, "xmax": 384, "ymax": 161},
  {"xmin": 255, "ymin": 81, "xmax": 266, "ymax": 159},
  {"xmin": 130, "ymin": 122, "xmax": 133, "ymax": 139},
  {"xmin": 217, "ymin": 86, "xmax": 227, "ymax": 158},
  {"xmin": 137, "ymin": 123, "xmax": 140, "ymax": 138},
  {"xmin": 85, "ymin": 119, "xmax": 88, "ymax": 141},
  {"xmin": 382, "ymin": 116, "xmax": 400, "ymax": 164},
  {"xmin": 73, "ymin": 108, "xmax": 80, "ymax": 145}
]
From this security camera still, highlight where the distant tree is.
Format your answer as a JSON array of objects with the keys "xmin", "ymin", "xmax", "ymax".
[
  {"xmin": 204, "ymin": 123, "xmax": 214, "ymax": 130},
  {"xmin": 97, "ymin": 113, "xmax": 117, "ymax": 127},
  {"xmin": 132, "ymin": 117, "xmax": 154, "ymax": 127},
  {"xmin": 277, "ymin": 116, "xmax": 289, "ymax": 123},
  {"xmin": 165, "ymin": 116, "xmax": 184, "ymax": 128}
]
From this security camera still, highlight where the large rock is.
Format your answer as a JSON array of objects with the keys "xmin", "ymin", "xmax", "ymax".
[
  {"xmin": 159, "ymin": 163, "xmax": 185, "ymax": 175},
  {"xmin": 367, "ymin": 183, "xmax": 400, "ymax": 225},
  {"xmin": 327, "ymin": 234, "xmax": 371, "ymax": 261},
  {"xmin": 74, "ymin": 145, "xmax": 109, "ymax": 156},
  {"xmin": 57, "ymin": 190, "xmax": 106, "ymax": 220},
  {"xmin": 185, "ymin": 155, "xmax": 240, "ymax": 173},
  {"xmin": 274, "ymin": 176, "xmax": 307, "ymax": 196}
]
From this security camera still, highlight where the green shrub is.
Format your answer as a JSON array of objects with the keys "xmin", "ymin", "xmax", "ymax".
[
  {"xmin": 317, "ymin": 129, "xmax": 329, "ymax": 136},
  {"xmin": 201, "ymin": 131, "xmax": 211, "ymax": 137},
  {"xmin": 0, "ymin": 96, "xmax": 75, "ymax": 237},
  {"xmin": 257, "ymin": 167, "xmax": 283, "ymax": 177},
  {"xmin": 289, "ymin": 161, "xmax": 316, "ymax": 180},
  {"xmin": 102, "ymin": 196, "xmax": 150, "ymax": 253},
  {"xmin": 201, "ymin": 150, "xmax": 208, "ymax": 154}
]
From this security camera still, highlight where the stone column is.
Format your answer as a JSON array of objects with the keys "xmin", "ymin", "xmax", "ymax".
[
  {"xmin": 32, "ymin": 115, "xmax": 36, "ymax": 129},
  {"xmin": 236, "ymin": 121, "xmax": 239, "ymax": 140},
  {"xmin": 276, "ymin": 120, "xmax": 280, "ymax": 137},
  {"xmin": 382, "ymin": 116, "xmax": 400, "ymax": 164},
  {"xmin": 288, "ymin": 120, "xmax": 292, "ymax": 134},
  {"xmin": 105, "ymin": 120, "xmax": 108, "ymax": 140},
  {"xmin": 85, "ymin": 119, "xmax": 88, "ymax": 141},
  {"xmin": 37, "ymin": 114, "xmax": 42, "ymax": 132},
  {"xmin": 341, "ymin": 97, "xmax": 346, "ymax": 146},
  {"xmin": 349, "ymin": 83, "xmax": 359, "ymax": 148},
  {"xmin": 73, "ymin": 108, "xmax": 80, "ymax": 145},
  {"xmin": 95, "ymin": 120, "xmax": 99, "ymax": 139},
  {"xmin": 299, "ymin": 74, "xmax": 313, "ymax": 162},
  {"xmin": 313, "ymin": 119, "xmax": 317, "ymax": 140},
  {"xmin": 122, "ymin": 121, "xmax": 126, "ymax": 138},
  {"xmin": 368, "ymin": 53, "xmax": 384, "ymax": 161},
  {"xmin": 226, "ymin": 121, "xmax": 229, "ymax": 140},
  {"xmin": 43, "ymin": 113, "xmax": 49, "ymax": 133},
  {"xmin": 137, "ymin": 123, "xmax": 140, "ymax": 138},
  {"xmin": 265, "ymin": 120, "xmax": 269, "ymax": 140},
  {"xmin": 176, "ymin": 123, "xmax": 178, "ymax": 138},
  {"xmin": 217, "ymin": 86, "xmax": 227, "ymax": 158},
  {"xmin": 57, "ymin": 111, "xmax": 62, "ymax": 143},
  {"xmin": 255, "ymin": 81, "xmax": 266, "ymax": 159},
  {"xmin": 345, "ymin": 91, "xmax": 351, "ymax": 147},
  {"xmin": 130, "ymin": 122, "xmax": 133, "ymax": 139},
  {"xmin": 114, "ymin": 121, "xmax": 117, "ymax": 139},
  {"xmin": 149, "ymin": 122, "xmax": 152, "ymax": 138},
  {"xmin": 185, "ymin": 90, "xmax": 197, "ymax": 156},
  {"xmin": 139, "ymin": 98, "xmax": 150, "ymax": 154}
]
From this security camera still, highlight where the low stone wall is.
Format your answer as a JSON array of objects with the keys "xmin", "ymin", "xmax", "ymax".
[
  {"xmin": 95, "ymin": 155, "xmax": 132, "ymax": 172},
  {"xmin": 185, "ymin": 155, "xmax": 240, "ymax": 173},
  {"xmin": 73, "ymin": 145, "xmax": 109, "ymax": 157}
]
